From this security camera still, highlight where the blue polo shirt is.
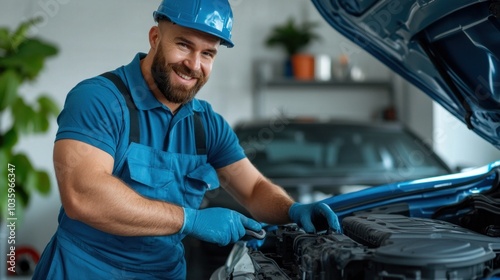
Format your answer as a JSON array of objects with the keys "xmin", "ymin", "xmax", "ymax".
[{"xmin": 56, "ymin": 52, "xmax": 245, "ymax": 170}]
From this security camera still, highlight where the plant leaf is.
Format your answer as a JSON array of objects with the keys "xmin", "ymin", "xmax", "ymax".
[
  {"xmin": 36, "ymin": 170, "xmax": 51, "ymax": 194},
  {"xmin": 36, "ymin": 109, "xmax": 51, "ymax": 132},
  {"xmin": 12, "ymin": 97, "xmax": 36, "ymax": 134},
  {"xmin": 33, "ymin": 110, "xmax": 50, "ymax": 132},
  {"xmin": 0, "ymin": 149, "xmax": 11, "ymax": 219},
  {"xmin": 10, "ymin": 18, "xmax": 43, "ymax": 51},
  {"xmin": 24, "ymin": 168, "xmax": 38, "ymax": 195},
  {"xmin": 24, "ymin": 169, "xmax": 51, "ymax": 196},
  {"xmin": 265, "ymin": 17, "xmax": 321, "ymax": 56},
  {"xmin": 38, "ymin": 95, "xmax": 60, "ymax": 116},
  {"xmin": 1, "ymin": 127, "xmax": 19, "ymax": 149},
  {"xmin": 0, "ymin": 165, "xmax": 7, "ymax": 219},
  {"xmin": 10, "ymin": 153, "xmax": 34, "ymax": 183},
  {"xmin": 0, "ymin": 38, "xmax": 58, "ymax": 80},
  {"xmin": 0, "ymin": 69, "xmax": 20, "ymax": 110},
  {"xmin": 15, "ymin": 183, "xmax": 29, "ymax": 210},
  {"xmin": 0, "ymin": 146, "xmax": 10, "ymax": 167},
  {"xmin": 0, "ymin": 27, "xmax": 9, "ymax": 51}
]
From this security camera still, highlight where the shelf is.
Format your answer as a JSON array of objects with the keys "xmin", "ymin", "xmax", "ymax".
[
  {"xmin": 251, "ymin": 60, "xmax": 394, "ymax": 117},
  {"xmin": 263, "ymin": 79, "xmax": 391, "ymax": 89}
]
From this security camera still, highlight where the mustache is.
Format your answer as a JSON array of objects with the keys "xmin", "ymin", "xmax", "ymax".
[{"xmin": 171, "ymin": 63, "xmax": 203, "ymax": 79}]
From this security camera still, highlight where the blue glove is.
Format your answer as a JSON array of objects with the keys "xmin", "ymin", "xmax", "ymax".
[
  {"xmin": 288, "ymin": 202, "xmax": 341, "ymax": 233},
  {"xmin": 181, "ymin": 207, "xmax": 262, "ymax": 246}
]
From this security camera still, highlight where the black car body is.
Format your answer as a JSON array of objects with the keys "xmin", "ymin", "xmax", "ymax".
[
  {"xmin": 211, "ymin": 0, "xmax": 500, "ymax": 279},
  {"xmin": 234, "ymin": 118, "xmax": 452, "ymax": 199}
]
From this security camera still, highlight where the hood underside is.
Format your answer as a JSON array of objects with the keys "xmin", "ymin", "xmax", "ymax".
[{"xmin": 312, "ymin": 0, "xmax": 500, "ymax": 148}]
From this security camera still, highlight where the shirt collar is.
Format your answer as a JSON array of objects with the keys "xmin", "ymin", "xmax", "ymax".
[{"xmin": 122, "ymin": 53, "xmax": 205, "ymax": 114}]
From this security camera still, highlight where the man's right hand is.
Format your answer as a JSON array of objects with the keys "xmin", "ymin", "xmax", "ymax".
[{"xmin": 181, "ymin": 207, "xmax": 262, "ymax": 246}]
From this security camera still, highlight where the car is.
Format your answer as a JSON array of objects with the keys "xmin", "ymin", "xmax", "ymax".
[
  {"xmin": 234, "ymin": 118, "xmax": 452, "ymax": 200},
  {"xmin": 209, "ymin": 0, "xmax": 500, "ymax": 279},
  {"xmin": 183, "ymin": 118, "xmax": 452, "ymax": 279}
]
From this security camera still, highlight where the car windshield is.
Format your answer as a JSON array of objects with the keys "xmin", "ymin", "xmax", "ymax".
[{"xmin": 237, "ymin": 123, "xmax": 450, "ymax": 180}]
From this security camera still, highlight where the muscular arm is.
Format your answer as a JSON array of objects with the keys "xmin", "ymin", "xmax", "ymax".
[
  {"xmin": 217, "ymin": 158, "xmax": 294, "ymax": 225},
  {"xmin": 54, "ymin": 139, "xmax": 184, "ymax": 236}
]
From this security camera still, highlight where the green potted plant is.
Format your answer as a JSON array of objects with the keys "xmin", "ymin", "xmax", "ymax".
[
  {"xmin": 0, "ymin": 18, "xmax": 59, "ymax": 220},
  {"xmin": 265, "ymin": 17, "xmax": 321, "ymax": 80}
]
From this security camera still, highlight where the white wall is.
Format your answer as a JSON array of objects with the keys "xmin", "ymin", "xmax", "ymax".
[
  {"xmin": 398, "ymin": 78, "xmax": 500, "ymax": 170},
  {"xmin": 2, "ymin": 0, "xmax": 500, "ymax": 277},
  {"xmin": 433, "ymin": 104, "xmax": 500, "ymax": 169}
]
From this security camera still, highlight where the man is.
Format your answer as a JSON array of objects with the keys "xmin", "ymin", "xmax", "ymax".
[{"xmin": 33, "ymin": 0, "xmax": 340, "ymax": 279}]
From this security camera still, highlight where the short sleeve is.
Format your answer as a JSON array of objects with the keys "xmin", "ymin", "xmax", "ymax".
[
  {"xmin": 202, "ymin": 102, "xmax": 246, "ymax": 169},
  {"xmin": 55, "ymin": 77, "xmax": 126, "ymax": 158}
]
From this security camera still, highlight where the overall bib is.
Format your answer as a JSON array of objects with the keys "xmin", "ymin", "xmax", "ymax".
[{"xmin": 34, "ymin": 73, "xmax": 219, "ymax": 279}]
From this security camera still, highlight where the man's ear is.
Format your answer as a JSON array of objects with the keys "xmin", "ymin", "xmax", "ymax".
[{"xmin": 149, "ymin": 26, "xmax": 160, "ymax": 50}]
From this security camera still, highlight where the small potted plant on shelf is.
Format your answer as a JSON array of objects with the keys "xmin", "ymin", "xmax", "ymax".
[{"xmin": 265, "ymin": 17, "xmax": 321, "ymax": 80}]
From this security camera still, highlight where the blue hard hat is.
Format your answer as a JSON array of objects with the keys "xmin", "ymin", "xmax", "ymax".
[{"xmin": 153, "ymin": 0, "xmax": 234, "ymax": 48}]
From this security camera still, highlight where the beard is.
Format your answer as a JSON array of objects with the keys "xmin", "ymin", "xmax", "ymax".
[{"xmin": 150, "ymin": 44, "xmax": 207, "ymax": 105}]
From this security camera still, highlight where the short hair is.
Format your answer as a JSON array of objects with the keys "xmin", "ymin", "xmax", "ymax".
[{"xmin": 154, "ymin": 14, "xmax": 172, "ymax": 24}]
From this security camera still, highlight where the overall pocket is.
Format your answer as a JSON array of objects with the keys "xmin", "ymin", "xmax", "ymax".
[
  {"xmin": 121, "ymin": 143, "xmax": 174, "ymax": 199},
  {"xmin": 184, "ymin": 164, "xmax": 220, "ymax": 209}
]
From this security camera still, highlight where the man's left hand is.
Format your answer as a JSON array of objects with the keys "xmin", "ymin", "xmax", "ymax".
[{"xmin": 288, "ymin": 202, "xmax": 341, "ymax": 233}]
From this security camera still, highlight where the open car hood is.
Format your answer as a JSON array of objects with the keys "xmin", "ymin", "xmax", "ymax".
[{"xmin": 312, "ymin": 0, "xmax": 500, "ymax": 148}]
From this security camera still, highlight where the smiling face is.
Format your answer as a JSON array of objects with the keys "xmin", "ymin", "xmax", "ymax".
[{"xmin": 144, "ymin": 20, "xmax": 220, "ymax": 107}]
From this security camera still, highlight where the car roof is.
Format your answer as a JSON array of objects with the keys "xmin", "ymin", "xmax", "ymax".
[{"xmin": 234, "ymin": 117, "xmax": 407, "ymax": 131}]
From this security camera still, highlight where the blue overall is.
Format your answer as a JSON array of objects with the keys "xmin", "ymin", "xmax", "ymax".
[{"xmin": 33, "ymin": 53, "xmax": 245, "ymax": 279}]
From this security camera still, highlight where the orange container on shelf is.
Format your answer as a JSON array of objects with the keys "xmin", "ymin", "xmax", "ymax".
[{"xmin": 291, "ymin": 53, "xmax": 315, "ymax": 80}]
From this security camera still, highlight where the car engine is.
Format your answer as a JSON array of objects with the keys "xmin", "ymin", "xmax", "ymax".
[{"xmin": 212, "ymin": 213, "xmax": 500, "ymax": 280}]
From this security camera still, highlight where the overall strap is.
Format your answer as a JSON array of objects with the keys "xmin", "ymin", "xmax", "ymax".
[
  {"xmin": 193, "ymin": 112, "xmax": 207, "ymax": 155},
  {"xmin": 100, "ymin": 72, "xmax": 140, "ymax": 144},
  {"xmin": 100, "ymin": 72, "xmax": 207, "ymax": 155}
]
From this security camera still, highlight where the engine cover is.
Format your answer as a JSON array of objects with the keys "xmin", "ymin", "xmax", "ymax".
[{"xmin": 232, "ymin": 214, "xmax": 500, "ymax": 279}]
